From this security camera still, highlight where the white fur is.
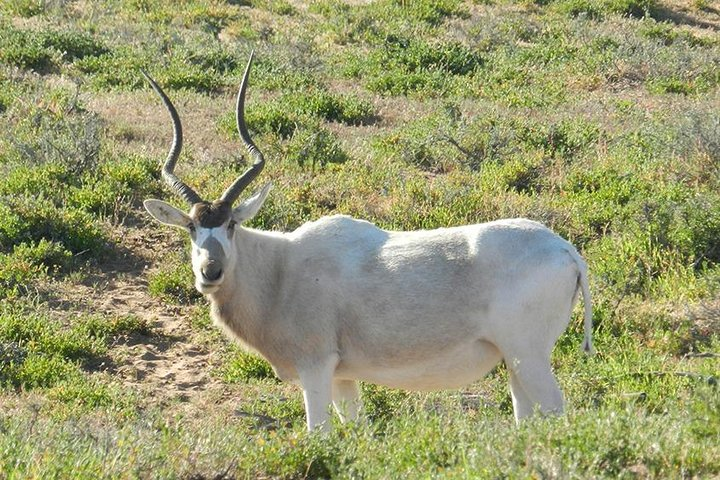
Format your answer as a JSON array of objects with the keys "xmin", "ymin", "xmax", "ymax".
[{"xmin": 145, "ymin": 191, "xmax": 593, "ymax": 431}]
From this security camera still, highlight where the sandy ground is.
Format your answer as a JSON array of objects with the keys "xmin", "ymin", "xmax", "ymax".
[{"xmin": 44, "ymin": 222, "xmax": 231, "ymax": 410}]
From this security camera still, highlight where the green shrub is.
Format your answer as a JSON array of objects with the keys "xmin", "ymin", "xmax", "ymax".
[
  {"xmin": 351, "ymin": 36, "xmax": 483, "ymax": 96},
  {"xmin": 284, "ymin": 127, "xmax": 349, "ymax": 168},
  {"xmin": 220, "ymin": 350, "xmax": 276, "ymax": 382},
  {"xmin": 285, "ymin": 90, "xmax": 374, "ymax": 125},
  {"xmin": 2, "ymin": 92, "xmax": 157, "ymax": 223},
  {"xmin": 604, "ymin": 0, "xmax": 656, "ymax": 16},
  {"xmin": 518, "ymin": 118, "xmax": 601, "ymax": 158},
  {"xmin": 0, "ymin": 162, "xmax": 75, "ymax": 198},
  {"xmin": 148, "ymin": 258, "xmax": 201, "ymax": 304},
  {"xmin": 69, "ymin": 182, "xmax": 121, "ymax": 217},
  {"xmin": 8, "ymin": 354, "xmax": 81, "ymax": 389},
  {"xmin": 562, "ymin": 165, "xmax": 645, "ymax": 238},
  {"xmin": 252, "ymin": 58, "xmax": 321, "ymax": 92},
  {"xmin": 186, "ymin": 46, "xmax": 240, "ymax": 74},
  {"xmin": 250, "ymin": 0, "xmax": 296, "ymax": 15},
  {"xmin": 553, "ymin": 0, "xmax": 656, "ymax": 18},
  {"xmin": 243, "ymin": 103, "xmax": 298, "ymax": 138},
  {"xmin": 0, "ymin": 306, "xmax": 98, "ymax": 359},
  {"xmin": 74, "ymin": 314, "xmax": 153, "ymax": 341},
  {"xmin": 637, "ymin": 22, "xmax": 712, "ymax": 47},
  {"xmin": 181, "ymin": 1, "xmax": 243, "ymax": 33},
  {"xmin": 383, "ymin": 35, "xmax": 482, "ymax": 76},
  {"xmin": 638, "ymin": 20, "xmax": 679, "ymax": 45},
  {"xmin": 102, "ymin": 152, "xmax": 158, "ymax": 190},
  {"xmin": 37, "ymin": 30, "xmax": 108, "ymax": 61},
  {"xmin": 308, "ymin": 0, "xmax": 349, "ymax": 17},
  {"xmin": 46, "ymin": 378, "xmax": 133, "ymax": 411},
  {"xmin": 1, "ymin": 0, "xmax": 46, "ymax": 16},
  {"xmin": 639, "ymin": 191, "xmax": 720, "ymax": 268},
  {"xmin": 375, "ymin": 128, "xmax": 446, "ymax": 171},
  {"xmin": 0, "ymin": 198, "xmax": 106, "ymax": 257},
  {"xmin": 160, "ymin": 59, "xmax": 223, "ymax": 92},
  {"xmin": 118, "ymin": 0, "xmax": 175, "ymax": 23},
  {"xmin": 221, "ymin": 89, "xmax": 374, "ymax": 139},
  {"xmin": 0, "ymin": 26, "xmax": 107, "ymax": 72},
  {"xmin": 0, "ymin": 27, "xmax": 55, "ymax": 72},
  {"xmin": 311, "ymin": 0, "xmax": 467, "ymax": 45},
  {"xmin": 373, "ymin": 110, "xmax": 463, "ymax": 171},
  {"xmin": 69, "ymin": 152, "xmax": 160, "ymax": 216},
  {"xmin": 0, "ymin": 82, "xmax": 13, "ymax": 113},
  {"xmin": 75, "ymin": 47, "xmax": 151, "ymax": 90},
  {"xmin": 495, "ymin": 157, "xmax": 546, "ymax": 193},
  {"xmin": 380, "ymin": 0, "xmax": 467, "ymax": 25},
  {"xmin": 474, "ymin": 60, "xmax": 568, "ymax": 108},
  {"xmin": 0, "ymin": 304, "xmax": 147, "ymax": 393},
  {"xmin": 361, "ymin": 383, "xmax": 411, "ymax": 422},
  {"xmin": 0, "ymin": 251, "xmax": 48, "ymax": 298},
  {"xmin": 81, "ymin": 46, "xmax": 224, "ymax": 92},
  {"xmin": 647, "ymin": 77, "xmax": 695, "ymax": 95},
  {"xmin": 13, "ymin": 239, "xmax": 73, "ymax": 273}
]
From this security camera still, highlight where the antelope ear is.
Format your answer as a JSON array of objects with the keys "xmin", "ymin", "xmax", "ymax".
[
  {"xmin": 144, "ymin": 199, "xmax": 192, "ymax": 228},
  {"xmin": 232, "ymin": 182, "xmax": 272, "ymax": 224}
]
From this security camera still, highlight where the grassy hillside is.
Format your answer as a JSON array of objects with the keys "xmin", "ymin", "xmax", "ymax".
[{"xmin": 0, "ymin": 0, "xmax": 718, "ymax": 477}]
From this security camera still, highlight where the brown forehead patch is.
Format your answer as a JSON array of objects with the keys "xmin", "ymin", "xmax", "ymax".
[{"xmin": 190, "ymin": 201, "xmax": 232, "ymax": 228}]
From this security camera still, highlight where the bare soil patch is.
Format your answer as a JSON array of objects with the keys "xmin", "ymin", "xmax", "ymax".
[
  {"xmin": 656, "ymin": 0, "xmax": 720, "ymax": 32},
  {"xmin": 47, "ymin": 224, "xmax": 229, "ymax": 407}
]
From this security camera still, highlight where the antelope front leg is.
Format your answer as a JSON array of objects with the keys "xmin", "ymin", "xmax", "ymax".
[{"xmin": 298, "ymin": 356, "xmax": 337, "ymax": 432}]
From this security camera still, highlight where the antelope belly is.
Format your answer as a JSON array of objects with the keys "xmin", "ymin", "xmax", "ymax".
[{"xmin": 336, "ymin": 339, "xmax": 501, "ymax": 391}]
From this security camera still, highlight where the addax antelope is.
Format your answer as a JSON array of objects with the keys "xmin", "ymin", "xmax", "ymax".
[{"xmin": 142, "ymin": 52, "xmax": 594, "ymax": 432}]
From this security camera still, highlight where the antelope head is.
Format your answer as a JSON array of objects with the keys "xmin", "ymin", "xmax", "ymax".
[{"xmin": 143, "ymin": 52, "xmax": 271, "ymax": 295}]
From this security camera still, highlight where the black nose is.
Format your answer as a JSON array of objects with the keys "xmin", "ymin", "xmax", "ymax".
[{"xmin": 201, "ymin": 261, "xmax": 223, "ymax": 282}]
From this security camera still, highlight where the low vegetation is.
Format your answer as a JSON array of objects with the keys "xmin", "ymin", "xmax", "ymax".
[{"xmin": 0, "ymin": 0, "xmax": 718, "ymax": 477}]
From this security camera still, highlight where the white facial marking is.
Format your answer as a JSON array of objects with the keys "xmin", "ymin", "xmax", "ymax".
[
  {"xmin": 191, "ymin": 225, "xmax": 234, "ymax": 294},
  {"xmin": 193, "ymin": 226, "xmax": 233, "ymax": 257}
]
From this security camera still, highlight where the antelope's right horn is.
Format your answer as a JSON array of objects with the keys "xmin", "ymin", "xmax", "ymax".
[{"xmin": 142, "ymin": 70, "xmax": 204, "ymax": 206}]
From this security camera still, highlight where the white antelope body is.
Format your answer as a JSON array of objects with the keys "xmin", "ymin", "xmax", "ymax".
[{"xmin": 143, "ymin": 53, "xmax": 593, "ymax": 431}]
